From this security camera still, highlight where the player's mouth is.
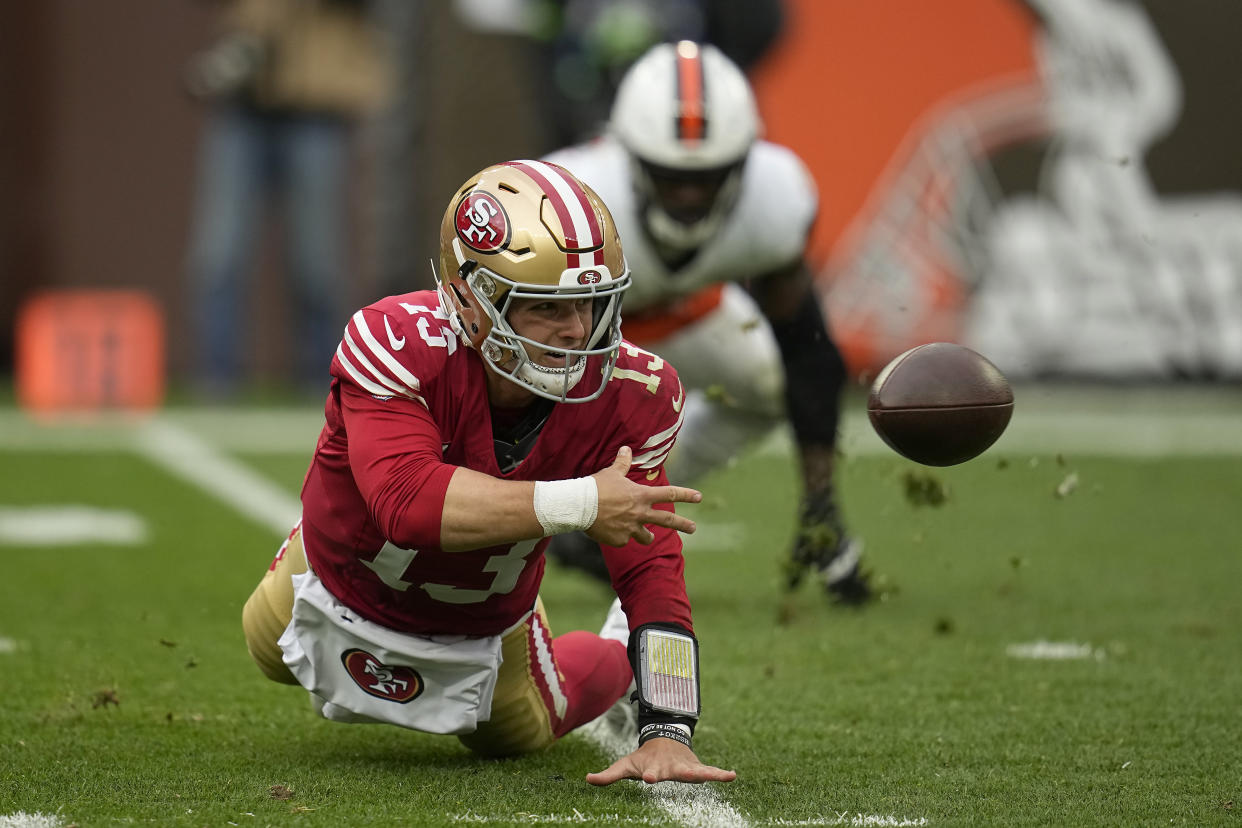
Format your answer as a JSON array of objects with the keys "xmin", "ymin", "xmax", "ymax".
[
  {"xmin": 531, "ymin": 343, "xmax": 585, "ymax": 369},
  {"xmin": 535, "ymin": 351, "xmax": 576, "ymax": 369}
]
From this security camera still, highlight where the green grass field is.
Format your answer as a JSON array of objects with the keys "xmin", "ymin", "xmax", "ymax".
[{"xmin": 1, "ymin": 387, "xmax": 1240, "ymax": 827}]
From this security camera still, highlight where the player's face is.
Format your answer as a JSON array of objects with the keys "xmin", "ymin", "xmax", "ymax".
[
  {"xmin": 505, "ymin": 295, "xmax": 594, "ymax": 367},
  {"xmin": 644, "ymin": 163, "xmax": 732, "ymax": 226}
]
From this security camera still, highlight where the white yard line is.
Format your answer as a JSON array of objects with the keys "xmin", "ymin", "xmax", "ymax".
[
  {"xmin": 576, "ymin": 718, "xmax": 750, "ymax": 828},
  {"xmin": 129, "ymin": 418, "xmax": 301, "ymax": 536},
  {"xmin": 1006, "ymin": 640, "xmax": 1104, "ymax": 660},
  {"xmin": 0, "ymin": 813, "xmax": 66, "ymax": 828},
  {"xmin": 0, "ymin": 506, "xmax": 148, "ymax": 546}
]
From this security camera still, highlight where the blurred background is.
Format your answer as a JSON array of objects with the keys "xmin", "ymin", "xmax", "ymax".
[{"xmin": 2, "ymin": 0, "xmax": 1240, "ymax": 409}]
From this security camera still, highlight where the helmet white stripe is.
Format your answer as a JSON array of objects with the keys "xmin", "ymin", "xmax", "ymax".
[{"xmin": 503, "ymin": 159, "xmax": 603, "ymax": 269}]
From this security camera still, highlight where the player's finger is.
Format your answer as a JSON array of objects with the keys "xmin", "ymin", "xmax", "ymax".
[
  {"xmin": 585, "ymin": 758, "xmax": 638, "ymax": 786},
  {"xmin": 642, "ymin": 763, "xmax": 737, "ymax": 785},
  {"xmin": 610, "ymin": 446, "xmax": 633, "ymax": 473},
  {"xmin": 692, "ymin": 765, "xmax": 737, "ymax": 783},
  {"xmin": 656, "ymin": 485, "xmax": 701, "ymax": 504},
  {"xmin": 633, "ymin": 525, "xmax": 656, "ymax": 545},
  {"xmin": 648, "ymin": 511, "xmax": 696, "ymax": 534}
]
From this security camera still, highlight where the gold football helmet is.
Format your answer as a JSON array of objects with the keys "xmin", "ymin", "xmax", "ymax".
[{"xmin": 437, "ymin": 160, "xmax": 631, "ymax": 402}]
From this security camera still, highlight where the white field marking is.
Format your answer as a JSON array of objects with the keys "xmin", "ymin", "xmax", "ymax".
[
  {"xmin": 448, "ymin": 816, "xmax": 928, "ymax": 827},
  {"xmin": 767, "ymin": 817, "xmax": 929, "ymax": 826},
  {"xmin": 0, "ymin": 506, "xmax": 148, "ymax": 546},
  {"xmin": 1006, "ymin": 640, "xmax": 1103, "ymax": 661},
  {"xmin": 451, "ymin": 810, "xmax": 670, "ymax": 824},
  {"xmin": 130, "ymin": 419, "xmax": 300, "ymax": 536},
  {"xmin": 575, "ymin": 717, "xmax": 750, "ymax": 828},
  {"xmin": 0, "ymin": 408, "xmax": 323, "ymax": 454},
  {"xmin": 0, "ymin": 637, "xmax": 20, "ymax": 654},
  {"xmin": 0, "ymin": 813, "xmax": 66, "ymax": 828},
  {"xmin": 679, "ymin": 522, "xmax": 743, "ymax": 553}
]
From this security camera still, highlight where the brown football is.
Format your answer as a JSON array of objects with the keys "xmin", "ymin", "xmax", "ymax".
[{"xmin": 867, "ymin": 343, "xmax": 1014, "ymax": 466}]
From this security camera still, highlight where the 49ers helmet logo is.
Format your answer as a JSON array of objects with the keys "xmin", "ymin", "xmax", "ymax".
[
  {"xmin": 341, "ymin": 648, "xmax": 423, "ymax": 704},
  {"xmin": 577, "ymin": 270, "xmax": 603, "ymax": 285},
  {"xmin": 455, "ymin": 191, "xmax": 509, "ymax": 253}
]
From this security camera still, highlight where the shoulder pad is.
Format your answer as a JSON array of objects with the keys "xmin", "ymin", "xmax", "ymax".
[
  {"xmin": 607, "ymin": 341, "xmax": 686, "ymax": 472},
  {"xmin": 332, "ymin": 296, "xmax": 458, "ymax": 406}
]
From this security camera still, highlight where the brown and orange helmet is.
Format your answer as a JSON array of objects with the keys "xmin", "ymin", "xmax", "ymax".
[{"xmin": 437, "ymin": 160, "xmax": 631, "ymax": 402}]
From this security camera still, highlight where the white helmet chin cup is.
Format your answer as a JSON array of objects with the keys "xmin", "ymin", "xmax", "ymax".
[{"xmin": 515, "ymin": 355, "xmax": 588, "ymax": 399}]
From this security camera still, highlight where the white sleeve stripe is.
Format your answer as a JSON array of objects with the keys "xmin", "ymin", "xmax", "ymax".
[
  {"xmin": 336, "ymin": 344, "xmax": 431, "ymax": 409},
  {"xmin": 343, "ymin": 329, "xmax": 406, "ymax": 396},
  {"xmin": 335, "ymin": 344, "xmax": 398, "ymax": 397},
  {"xmin": 639, "ymin": 398, "xmax": 686, "ymax": 450},
  {"xmin": 517, "ymin": 159, "xmax": 598, "ymax": 247},
  {"xmin": 633, "ymin": 441, "xmax": 675, "ymax": 469},
  {"xmin": 350, "ymin": 310, "xmax": 422, "ymax": 393}
]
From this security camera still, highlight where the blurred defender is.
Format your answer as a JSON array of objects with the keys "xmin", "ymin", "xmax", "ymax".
[
  {"xmin": 545, "ymin": 41, "xmax": 871, "ymax": 604},
  {"xmin": 243, "ymin": 161, "xmax": 734, "ymax": 785}
]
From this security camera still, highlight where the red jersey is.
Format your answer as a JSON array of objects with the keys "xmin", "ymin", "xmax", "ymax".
[{"xmin": 300, "ymin": 290, "xmax": 692, "ymax": 638}]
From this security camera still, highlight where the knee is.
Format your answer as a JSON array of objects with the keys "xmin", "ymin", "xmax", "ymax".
[
  {"xmin": 458, "ymin": 692, "xmax": 556, "ymax": 757},
  {"xmin": 241, "ymin": 582, "xmax": 299, "ymax": 685}
]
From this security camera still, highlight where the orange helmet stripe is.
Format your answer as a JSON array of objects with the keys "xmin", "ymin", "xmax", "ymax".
[{"xmin": 675, "ymin": 41, "xmax": 705, "ymax": 143}]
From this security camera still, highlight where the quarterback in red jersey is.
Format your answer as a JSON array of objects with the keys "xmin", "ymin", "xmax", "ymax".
[{"xmin": 242, "ymin": 160, "xmax": 735, "ymax": 786}]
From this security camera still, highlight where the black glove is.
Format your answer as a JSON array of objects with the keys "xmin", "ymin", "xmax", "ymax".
[{"xmin": 784, "ymin": 493, "xmax": 873, "ymax": 606}]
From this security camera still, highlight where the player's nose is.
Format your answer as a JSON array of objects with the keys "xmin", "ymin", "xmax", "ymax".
[{"xmin": 556, "ymin": 303, "xmax": 588, "ymax": 342}]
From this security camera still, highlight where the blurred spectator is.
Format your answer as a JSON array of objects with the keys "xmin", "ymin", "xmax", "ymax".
[{"xmin": 183, "ymin": 0, "xmax": 391, "ymax": 397}]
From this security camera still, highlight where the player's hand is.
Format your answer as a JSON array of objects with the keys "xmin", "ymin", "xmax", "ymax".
[
  {"xmin": 586, "ymin": 736, "xmax": 736, "ymax": 786},
  {"xmin": 587, "ymin": 446, "xmax": 700, "ymax": 547}
]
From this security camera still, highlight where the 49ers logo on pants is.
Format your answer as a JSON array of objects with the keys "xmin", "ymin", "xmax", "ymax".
[{"xmin": 341, "ymin": 648, "xmax": 424, "ymax": 703}]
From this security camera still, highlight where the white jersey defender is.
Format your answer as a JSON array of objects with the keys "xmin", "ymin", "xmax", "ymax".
[
  {"xmin": 545, "ymin": 137, "xmax": 818, "ymax": 482},
  {"xmin": 543, "ymin": 40, "xmax": 871, "ymax": 606}
]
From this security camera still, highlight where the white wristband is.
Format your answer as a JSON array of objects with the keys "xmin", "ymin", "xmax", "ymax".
[{"xmin": 533, "ymin": 477, "xmax": 599, "ymax": 536}]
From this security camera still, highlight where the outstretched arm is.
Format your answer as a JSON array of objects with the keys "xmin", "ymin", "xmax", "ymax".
[{"xmin": 440, "ymin": 446, "xmax": 701, "ymax": 552}]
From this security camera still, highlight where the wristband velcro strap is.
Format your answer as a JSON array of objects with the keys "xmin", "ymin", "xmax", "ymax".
[
  {"xmin": 532, "ymin": 477, "xmax": 599, "ymax": 536},
  {"xmin": 638, "ymin": 722, "xmax": 692, "ymax": 749}
]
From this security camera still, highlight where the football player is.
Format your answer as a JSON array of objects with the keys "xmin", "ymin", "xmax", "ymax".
[
  {"xmin": 242, "ymin": 160, "xmax": 735, "ymax": 786},
  {"xmin": 544, "ymin": 41, "xmax": 871, "ymax": 604}
]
